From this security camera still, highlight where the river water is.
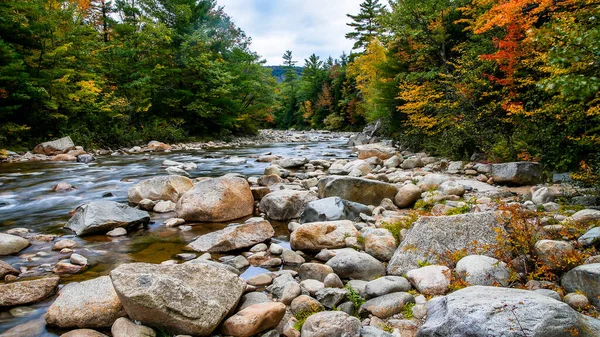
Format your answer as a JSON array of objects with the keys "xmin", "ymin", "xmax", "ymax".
[{"xmin": 0, "ymin": 133, "xmax": 353, "ymax": 336}]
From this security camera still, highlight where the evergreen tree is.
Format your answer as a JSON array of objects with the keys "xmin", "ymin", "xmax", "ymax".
[{"xmin": 345, "ymin": 0, "xmax": 385, "ymax": 51}]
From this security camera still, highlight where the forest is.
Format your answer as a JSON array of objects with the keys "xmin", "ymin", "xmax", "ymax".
[{"xmin": 1, "ymin": 0, "xmax": 599, "ymax": 172}]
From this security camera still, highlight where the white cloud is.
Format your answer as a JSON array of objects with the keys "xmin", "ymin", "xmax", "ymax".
[{"xmin": 216, "ymin": 0, "xmax": 364, "ymax": 65}]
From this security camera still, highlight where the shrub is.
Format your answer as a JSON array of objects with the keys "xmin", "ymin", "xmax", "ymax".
[{"xmin": 345, "ymin": 284, "xmax": 365, "ymax": 317}]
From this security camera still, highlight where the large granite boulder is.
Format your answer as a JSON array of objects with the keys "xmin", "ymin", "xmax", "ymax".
[
  {"xmin": 300, "ymin": 197, "xmax": 371, "ymax": 224},
  {"xmin": 176, "ymin": 176, "xmax": 254, "ymax": 222},
  {"xmin": 348, "ymin": 120, "xmax": 382, "ymax": 146},
  {"xmin": 325, "ymin": 249, "xmax": 386, "ymax": 281},
  {"xmin": 128, "ymin": 176, "xmax": 194, "ymax": 204},
  {"xmin": 46, "ymin": 276, "xmax": 126, "ymax": 328},
  {"xmin": 388, "ymin": 212, "xmax": 502, "ymax": 276},
  {"xmin": 0, "ymin": 276, "xmax": 59, "ymax": 306},
  {"xmin": 0, "ymin": 233, "xmax": 30, "ymax": 255},
  {"xmin": 290, "ymin": 221, "xmax": 358, "ymax": 251},
  {"xmin": 301, "ymin": 311, "xmax": 361, "ymax": 337},
  {"xmin": 417, "ymin": 286, "xmax": 600, "ymax": 337},
  {"xmin": 258, "ymin": 190, "xmax": 318, "ymax": 221},
  {"xmin": 33, "ymin": 136, "xmax": 75, "ymax": 155},
  {"xmin": 109, "ymin": 263, "xmax": 246, "ymax": 336},
  {"xmin": 318, "ymin": 176, "xmax": 398, "ymax": 206},
  {"xmin": 65, "ymin": 201, "xmax": 150, "ymax": 236},
  {"xmin": 561, "ymin": 264, "xmax": 600, "ymax": 307},
  {"xmin": 491, "ymin": 162, "xmax": 542, "ymax": 185},
  {"xmin": 186, "ymin": 218, "xmax": 274, "ymax": 253},
  {"xmin": 455, "ymin": 255, "xmax": 510, "ymax": 287}
]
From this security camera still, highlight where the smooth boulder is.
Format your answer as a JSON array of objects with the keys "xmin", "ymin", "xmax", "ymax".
[
  {"xmin": 186, "ymin": 218, "xmax": 274, "ymax": 253},
  {"xmin": 290, "ymin": 221, "xmax": 358, "ymax": 251},
  {"xmin": 491, "ymin": 162, "xmax": 542, "ymax": 185},
  {"xmin": 561, "ymin": 264, "xmax": 600, "ymax": 307},
  {"xmin": 300, "ymin": 197, "xmax": 371, "ymax": 224},
  {"xmin": 33, "ymin": 136, "xmax": 75, "ymax": 155},
  {"xmin": 325, "ymin": 249, "xmax": 385, "ymax": 281},
  {"xmin": 0, "ymin": 276, "xmax": 59, "ymax": 307},
  {"xmin": 65, "ymin": 201, "xmax": 150, "ymax": 236},
  {"xmin": 220, "ymin": 302, "xmax": 286, "ymax": 337},
  {"xmin": 318, "ymin": 176, "xmax": 398, "ymax": 206},
  {"xmin": 259, "ymin": 190, "xmax": 318, "ymax": 221},
  {"xmin": 128, "ymin": 176, "xmax": 194, "ymax": 204},
  {"xmin": 301, "ymin": 311, "xmax": 361, "ymax": 337},
  {"xmin": 0, "ymin": 233, "xmax": 30, "ymax": 255}
]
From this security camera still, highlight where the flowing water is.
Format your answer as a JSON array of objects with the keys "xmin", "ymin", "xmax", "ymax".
[{"xmin": 0, "ymin": 132, "xmax": 354, "ymax": 336}]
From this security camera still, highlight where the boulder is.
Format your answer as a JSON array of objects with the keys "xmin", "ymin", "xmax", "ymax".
[
  {"xmin": 315, "ymin": 288, "xmax": 347, "ymax": 309},
  {"xmin": 571, "ymin": 209, "xmax": 600, "ymax": 224},
  {"xmin": 0, "ymin": 276, "xmax": 59, "ymax": 306},
  {"xmin": 111, "ymin": 317, "xmax": 156, "ymax": 337},
  {"xmin": 290, "ymin": 221, "xmax": 358, "ymax": 251},
  {"xmin": 0, "ymin": 260, "xmax": 18, "ymax": 279},
  {"xmin": 220, "ymin": 302, "xmax": 286, "ymax": 337},
  {"xmin": 561, "ymin": 264, "xmax": 600, "ymax": 307},
  {"xmin": 579, "ymin": 227, "xmax": 600, "ymax": 246},
  {"xmin": 355, "ymin": 143, "xmax": 397, "ymax": 160},
  {"xmin": 61, "ymin": 329, "xmax": 108, "ymax": 337},
  {"xmin": 298, "ymin": 263, "xmax": 334, "ymax": 282},
  {"xmin": 364, "ymin": 276, "xmax": 412, "ymax": 299},
  {"xmin": 417, "ymin": 174, "xmax": 452, "ymax": 191},
  {"xmin": 406, "ymin": 265, "xmax": 451, "ymax": 295},
  {"xmin": 65, "ymin": 201, "xmax": 150, "ymax": 236},
  {"xmin": 77, "ymin": 154, "xmax": 95, "ymax": 163},
  {"xmin": 387, "ymin": 212, "xmax": 501, "ymax": 276},
  {"xmin": 46, "ymin": 276, "xmax": 126, "ymax": 328},
  {"xmin": 259, "ymin": 190, "xmax": 318, "ymax": 221},
  {"xmin": 318, "ymin": 176, "xmax": 398, "ymax": 206},
  {"xmin": 491, "ymin": 162, "xmax": 542, "ymax": 185},
  {"xmin": 394, "ymin": 184, "xmax": 422, "ymax": 208},
  {"xmin": 325, "ymin": 249, "xmax": 386, "ymax": 281},
  {"xmin": 0, "ymin": 233, "xmax": 29, "ymax": 255},
  {"xmin": 534, "ymin": 240, "xmax": 575, "ymax": 271},
  {"xmin": 301, "ymin": 311, "xmax": 361, "ymax": 337},
  {"xmin": 186, "ymin": 218, "xmax": 274, "ymax": 253},
  {"xmin": 128, "ymin": 176, "xmax": 194, "ymax": 204},
  {"xmin": 300, "ymin": 197, "xmax": 371, "ymax": 224},
  {"xmin": 418, "ymin": 286, "xmax": 600, "ymax": 337},
  {"xmin": 272, "ymin": 157, "xmax": 308, "ymax": 168},
  {"xmin": 359, "ymin": 292, "xmax": 415, "ymax": 319},
  {"xmin": 455, "ymin": 255, "xmax": 510, "ymax": 286},
  {"xmin": 146, "ymin": 141, "xmax": 171, "ymax": 152},
  {"xmin": 176, "ymin": 176, "xmax": 254, "ymax": 222},
  {"xmin": 33, "ymin": 136, "xmax": 75, "ymax": 155},
  {"xmin": 109, "ymin": 263, "xmax": 246, "ymax": 336},
  {"xmin": 364, "ymin": 229, "xmax": 397, "ymax": 262}
]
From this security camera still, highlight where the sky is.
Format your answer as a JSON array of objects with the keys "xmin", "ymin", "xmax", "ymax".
[{"xmin": 216, "ymin": 0, "xmax": 365, "ymax": 66}]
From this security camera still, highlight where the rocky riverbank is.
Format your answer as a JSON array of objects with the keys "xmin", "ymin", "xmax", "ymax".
[{"xmin": 1, "ymin": 131, "xmax": 600, "ymax": 337}]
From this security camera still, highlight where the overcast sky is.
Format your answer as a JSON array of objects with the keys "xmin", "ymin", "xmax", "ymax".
[{"xmin": 216, "ymin": 0, "xmax": 364, "ymax": 66}]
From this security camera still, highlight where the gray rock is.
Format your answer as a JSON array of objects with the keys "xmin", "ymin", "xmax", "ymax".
[
  {"xmin": 315, "ymin": 288, "xmax": 347, "ymax": 309},
  {"xmin": 300, "ymin": 197, "xmax": 371, "ymax": 224},
  {"xmin": 455, "ymin": 255, "xmax": 510, "ymax": 286},
  {"xmin": 534, "ymin": 289, "xmax": 561, "ymax": 301},
  {"xmin": 579, "ymin": 227, "xmax": 600, "ymax": 246},
  {"xmin": 318, "ymin": 176, "xmax": 398, "ymax": 206},
  {"xmin": 561, "ymin": 264, "xmax": 600, "ymax": 306},
  {"xmin": 186, "ymin": 218, "xmax": 274, "ymax": 253},
  {"xmin": 70, "ymin": 253, "xmax": 88, "ymax": 266},
  {"xmin": 259, "ymin": 190, "xmax": 318, "ymax": 221},
  {"xmin": 491, "ymin": 162, "xmax": 542, "ymax": 185},
  {"xmin": 406, "ymin": 265, "xmax": 451, "ymax": 295},
  {"xmin": 298, "ymin": 263, "xmax": 334, "ymax": 282},
  {"xmin": 324, "ymin": 273, "xmax": 344, "ymax": 288},
  {"xmin": 238, "ymin": 292, "xmax": 271, "ymax": 311},
  {"xmin": 272, "ymin": 157, "xmax": 308, "ymax": 169},
  {"xmin": 361, "ymin": 326, "xmax": 394, "ymax": 337},
  {"xmin": 33, "ymin": 136, "xmax": 74, "ymax": 155},
  {"xmin": 301, "ymin": 311, "xmax": 361, "ymax": 337},
  {"xmin": 65, "ymin": 201, "xmax": 150, "ymax": 236},
  {"xmin": 0, "ymin": 233, "xmax": 29, "ymax": 255},
  {"xmin": 532, "ymin": 187, "xmax": 555, "ymax": 205},
  {"xmin": 153, "ymin": 200, "xmax": 176, "ymax": 213},
  {"xmin": 109, "ymin": 263, "xmax": 246, "ymax": 336},
  {"xmin": 281, "ymin": 282, "xmax": 302, "ymax": 305},
  {"xmin": 325, "ymin": 249, "xmax": 385, "ymax": 281},
  {"xmin": 111, "ymin": 317, "xmax": 156, "ymax": 337},
  {"xmin": 270, "ymin": 273, "xmax": 297, "ymax": 299},
  {"xmin": 364, "ymin": 276, "xmax": 411, "ymax": 299},
  {"xmin": 0, "ymin": 276, "xmax": 59, "ymax": 307},
  {"xmin": 128, "ymin": 176, "xmax": 194, "ymax": 204},
  {"xmin": 418, "ymin": 286, "xmax": 600, "ymax": 337},
  {"xmin": 359, "ymin": 292, "xmax": 414, "ymax": 319},
  {"xmin": 388, "ymin": 212, "xmax": 501, "ymax": 276},
  {"xmin": 77, "ymin": 154, "xmax": 96, "ymax": 163},
  {"xmin": 571, "ymin": 209, "xmax": 600, "ymax": 223},
  {"xmin": 184, "ymin": 258, "xmax": 241, "ymax": 275},
  {"xmin": 46, "ymin": 276, "xmax": 125, "ymax": 328},
  {"xmin": 282, "ymin": 249, "xmax": 305, "ymax": 265}
]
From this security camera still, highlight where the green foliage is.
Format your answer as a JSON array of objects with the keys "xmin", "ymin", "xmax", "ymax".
[
  {"xmin": 293, "ymin": 307, "xmax": 323, "ymax": 331},
  {"xmin": 346, "ymin": 0, "xmax": 387, "ymax": 51},
  {"xmin": 417, "ymin": 260, "xmax": 432, "ymax": 268},
  {"xmin": 345, "ymin": 284, "xmax": 366, "ymax": 317},
  {"xmin": 445, "ymin": 204, "xmax": 471, "ymax": 216},
  {"xmin": 401, "ymin": 302, "xmax": 416, "ymax": 319},
  {"xmin": 382, "ymin": 212, "xmax": 419, "ymax": 245}
]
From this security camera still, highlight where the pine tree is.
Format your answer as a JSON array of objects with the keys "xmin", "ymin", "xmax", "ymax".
[{"xmin": 345, "ymin": 0, "xmax": 385, "ymax": 51}]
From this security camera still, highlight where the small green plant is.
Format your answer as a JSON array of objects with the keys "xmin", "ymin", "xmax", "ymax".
[
  {"xmin": 401, "ymin": 302, "xmax": 416, "ymax": 319},
  {"xmin": 445, "ymin": 204, "xmax": 471, "ymax": 216},
  {"xmin": 383, "ymin": 212, "xmax": 419, "ymax": 245},
  {"xmin": 417, "ymin": 259, "xmax": 432, "ymax": 267},
  {"xmin": 356, "ymin": 235, "xmax": 365, "ymax": 245},
  {"xmin": 378, "ymin": 323, "xmax": 395, "ymax": 333},
  {"xmin": 345, "ymin": 284, "xmax": 366, "ymax": 317},
  {"xmin": 293, "ymin": 307, "xmax": 323, "ymax": 331}
]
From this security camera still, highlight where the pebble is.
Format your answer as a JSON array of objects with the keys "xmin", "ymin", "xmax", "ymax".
[{"xmin": 70, "ymin": 253, "xmax": 88, "ymax": 266}]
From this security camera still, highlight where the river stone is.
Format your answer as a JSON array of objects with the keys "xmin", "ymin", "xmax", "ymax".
[
  {"xmin": 176, "ymin": 176, "xmax": 254, "ymax": 222},
  {"xmin": 417, "ymin": 174, "xmax": 452, "ymax": 191},
  {"xmin": 571, "ymin": 209, "xmax": 600, "ymax": 224},
  {"xmin": 318, "ymin": 176, "xmax": 398, "ymax": 206},
  {"xmin": 186, "ymin": 218, "xmax": 274, "ymax": 253},
  {"xmin": 33, "ymin": 136, "xmax": 75, "ymax": 155},
  {"xmin": 111, "ymin": 317, "xmax": 156, "ymax": 337},
  {"xmin": 315, "ymin": 288, "xmax": 347, "ymax": 309},
  {"xmin": 394, "ymin": 183, "xmax": 422, "ymax": 208},
  {"xmin": 290, "ymin": 220, "xmax": 358, "ymax": 251},
  {"xmin": 0, "ymin": 260, "xmax": 18, "ymax": 279},
  {"xmin": 65, "ymin": 201, "xmax": 150, "ymax": 236},
  {"xmin": 324, "ymin": 273, "xmax": 344, "ymax": 288},
  {"xmin": 269, "ymin": 273, "xmax": 296, "ymax": 299},
  {"xmin": 359, "ymin": 292, "xmax": 415, "ymax": 319},
  {"xmin": 109, "ymin": 262, "xmax": 246, "ymax": 336},
  {"xmin": 364, "ymin": 229, "xmax": 397, "ymax": 262},
  {"xmin": 0, "ymin": 276, "xmax": 59, "ymax": 306},
  {"xmin": 128, "ymin": 176, "xmax": 194, "ymax": 204},
  {"xmin": 455, "ymin": 255, "xmax": 510, "ymax": 286},
  {"xmin": 77, "ymin": 154, "xmax": 95, "ymax": 163},
  {"xmin": 325, "ymin": 249, "xmax": 385, "ymax": 281},
  {"xmin": 46, "ymin": 276, "xmax": 125, "ymax": 328},
  {"xmin": 300, "ymin": 197, "xmax": 371, "ymax": 224},
  {"xmin": 491, "ymin": 162, "xmax": 542, "ymax": 185},
  {"xmin": 387, "ymin": 212, "xmax": 502, "ymax": 276},
  {"xmin": 298, "ymin": 263, "xmax": 334, "ymax": 282},
  {"xmin": 364, "ymin": 276, "xmax": 412, "ymax": 299},
  {"xmin": 259, "ymin": 190, "xmax": 318, "ymax": 221},
  {"xmin": 355, "ymin": 143, "xmax": 396, "ymax": 160},
  {"xmin": 61, "ymin": 329, "xmax": 109, "ymax": 337},
  {"xmin": 301, "ymin": 311, "xmax": 361, "ymax": 337},
  {"xmin": 579, "ymin": 227, "xmax": 600, "ymax": 246},
  {"xmin": 418, "ymin": 286, "xmax": 600, "ymax": 337},
  {"xmin": 220, "ymin": 302, "xmax": 286, "ymax": 337},
  {"xmin": 291, "ymin": 295, "xmax": 325, "ymax": 315},
  {"xmin": 0, "ymin": 233, "xmax": 29, "ymax": 255},
  {"xmin": 272, "ymin": 157, "xmax": 308, "ymax": 168},
  {"xmin": 561, "ymin": 264, "xmax": 600, "ymax": 307},
  {"xmin": 406, "ymin": 265, "xmax": 451, "ymax": 295}
]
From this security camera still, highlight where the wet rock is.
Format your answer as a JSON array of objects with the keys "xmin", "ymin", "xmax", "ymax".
[
  {"xmin": 325, "ymin": 249, "xmax": 386, "ymax": 281},
  {"xmin": 406, "ymin": 265, "xmax": 451, "ymax": 295},
  {"xmin": 318, "ymin": 176, "xmax": 398, "ymax": 206},
  {"xmin": 176, "ymin": 176, "xmax": 254, "ymax": 222},
  {"xmin": 166, "ymin": 166, "xmax": 190, "ymax": 177},
  {"xmin": 128, "ymin": 176, "xmax": 194, "ymax": 204},
  {"xmin": 46, "ymin": 276, "xmax": 125, "ymax": 328},
  {"xmin": 364, "ymin": 276, "xmax": 412, "ymax": 299},
  {"xmin": 273, "ymin": 157, "xmax": 308, "ymax": 169},
  {"xmin": 0, "ymin": 276, "xmax": 59, "ymax": 306},
  {"xmin": 394, "ymin": 184, "xmax": 422, "ymax": 208},
  {"xmin": 153, "ymin": 200, "xmax": 176, "ymax": 213},
  {"xmin": 259, "ymin": 190, "xmax": 318, "ymax": 221},
  {"xmin": 290, "ymin": 220, "xmax": 358, "ymax": 251},
  {"xmin": 455, "ymin": 255, "xmax": 510, "ymax": 286},
  {"xmin": 53, "ymin": 239, "xmax": 76, "ymax": 251},
  {"xmin": 33, "ymin": 136, "xmax": 75, "ymax": 155},
  {"xmin": 220, "ymin": 302, "xmax": 286, "ymax": 337},
  {"xmin": 0, "ymin": 317, "xmax": 46, "ymax": 337},
  {"xmin": 186, "ymin": 218, "xmax": 274, "ymax": 253},
  {"xmin": 387, "ymin": 212, "xmax": 501, "ymax": 276},
  {"xmin": 111, "ymin": 317, "xmax": 155, "ymax": 337},
  {"xmin": 301, "ymin": 311, "xmax": 361, "ymax": 337},
  {"xmin": 0, "ymin": 261, "xmax": 18, "ymax": 279},
  {"xmin": 106, "ymin": 228, "xmax": 127, "ymax": 237},
  {"xmin": 491, "ymin": 162, "xmax": 542, "ymax": 185},
  {"xmin": 52, "ymin": 182, "xmax": 76, "ymax": 192},
  {"xmin": 77, "ymin": 154, "xmax": 95, "ymax": 163},
  {"xmin": 561, "ymin": 264, "xmax": 600, "ymax": 306},
  {"xmin": 300, "ymin": 197, "xmax": 371, "ymax": 224},
  {"xmin": 110, "ymin": 262, "xmax": 246, "ymax": 336},
  {"xmin": 9, "ymin": 306, "xmax": 37, "ymax": 318},
  {"xmin": 70, "ymin": 253, "xmax": 88, "ymax": 266},
  {"xmin": 359, "ymin": 292, "xmax": 414, "ymax": 319},
  {"xmin": 298, "ymin": 263, "xmax": 334, "ymax": 282},
  {"xmin": 0, "ymin": 233, "xmax": 29, "ymax": 255},
  {"xmin": 419, "ymin": 286, "xmax": 600, "ymax": 337},
  {"xmin": 65, "ymin": 201, "xmax": 150, "ymax": 236}
]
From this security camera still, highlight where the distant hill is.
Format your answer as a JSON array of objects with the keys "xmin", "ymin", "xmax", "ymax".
[{"xmin": 266, "ymin": 66, "xmax": 303, "ymax": 82}]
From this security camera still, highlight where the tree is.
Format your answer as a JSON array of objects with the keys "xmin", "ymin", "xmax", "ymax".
[{"xmin": 345, "ymin": 0, "xmax": 386, "ymax": 51}]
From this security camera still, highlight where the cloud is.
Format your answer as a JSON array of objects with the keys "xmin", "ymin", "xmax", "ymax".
[{"xmin": 216, "ymin": 0, "xmax": 364, "ymax": 65}]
